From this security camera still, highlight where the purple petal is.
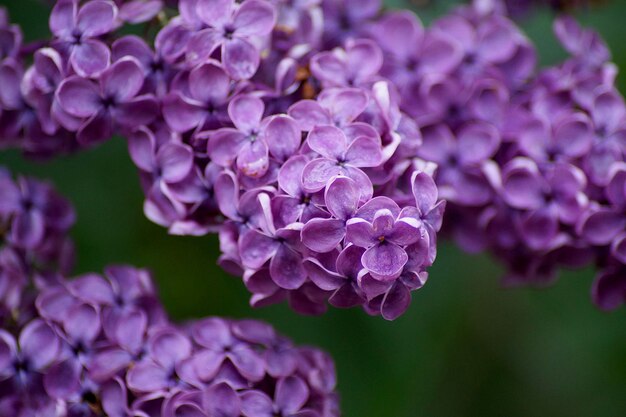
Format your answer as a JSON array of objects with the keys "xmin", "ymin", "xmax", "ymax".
[
  {"xmin": 77, "ymin": 112, "xmax": 113, "ymax": 145},
  {"xmin": 456, "ymin": 122, "xmax": 500, "ymax": 165},
  {"xmin": 157, "ymin": 142, "xmax": 194, "ymax": 183},
  {"xmin": 421, "ymin": 32, "xmax": 462, "ymax": 74},
  {"xmin": 240, "ymin": 230, "xmax": 279, "ymax": 269},
  {"xmin": 150, "ymin": 328, "xmax": 192, "ymax": 368},
  {"xmin": 607, "ymin": 164, "xmax": 626, "ymax": 207},
  {"xmin": 101, "ymin": 378, "xmax": 129, "ymax": 417},
  {"xmin": 192, "ymin": 317, "xmax": 231, "ymax": 348},
  {"xmin": 345, "ymin": 218, "xmax": 376, "ymax": 248},
  {"xmin": 191, "ymin": 349, "xmax": 223, "ymax": 380},
  {"xmin": 301, "ymin": 158, "xmax": 343, "ymax": 193},
  {"xmin": 307, "ymin": 125, "xmax": 347, "ymax": 160},
  {"xmin": 56, "ymin": 76, "xmax": 101, "ymax": 118},
  {"xmin": 202, "ymin": 382, "xmax": 241, "ymax": 417},
  {"xmin": 318, "ymin": 88, "xmax": 368, "ymax": 126},
  {"xmin": 233, "ymin": 0, "xmax": 276, "ymax": 37},
  {"xmin": 50, "ymin": 0, "xmax": 77, "ymax": 38},
  {"xmin": 126, "ymin": 361, "xmax": 169, "ymax": 392},
  {"xmin": 592, "ymin": 90, "xmax": 625, "ymax": 133},
  {"xmin": 374, "ymin": 11, "xmax": 422, "ymax": 58},
  {"xmin": 229, "ymin": 95, "xmax": 264, "ymax": 133},
  {"xmin": 114, "ymin": 95, "xmax": 159, "ymax": 126},
  {"xmin": 612, "ymin": 233, "xmax": 626, "ymax": 264},
  {"xmin": 310, "ymin": 51, "xmax": 347, "ymax": 86},
  {"xmin": 276, "ymin": 376, "xmax": 309, "ymax": 414},
  {"xmin": 381, "ymin": 282, "xmax": 411, "ymax": 320},
  {"xmin": 265, "ymin": 115, "xmax": 301, "ymax": 161},
  {"xmin": 71, "ymin": 39, "xmax": 111, "ymax": 77},
  {"xmin": 20, "ymin": 320, "xmax": 59, "ymax": 370},
  {"xmin": 345, "ymin": 136, "xmax": 383, "ymax": 167},
  {"xmin": 189, "ymin": 62, "xmax": 230, "ymax": 104},
  {"xmin": 197, "ymin": 0, "xmax": 232, "ymax": 28},
  {"xmin": 238, "ymin": 140, "xmax": 270, "ymax": 179},
  {"xmin": 0, "ymin": 64, "xmax": 22, "ymax": 110},
  {"xmin": 208, "ymin": 128, "xmax": 248, "ymax": 167},
  {"xmin": 156, "ymin": 21, "xmax": 192, "ymax": 62},
  {"xmin": 112, "ymin": 35, "xmax": 153, "ymax": 66},
  {"xmin": 342, "ymin": 164, "xmax": 374, "ymax": 203},
  {"xmin": 64, "ymin": 302, "xmax": 101, "ymax": 343},
  {"xmin": 270, "ymin": 245, "xmax": 307, "ymax": 290},
  {"xmin": 325, "ymin": 176, "xmax": 359, "ymax": 220},
  {"xmin": 68, "ymin": 273, "xmax": 115, "ymax": 305},
  {"xmin": 580, "ymin": 209, "xmax": 625, "ymax": 245},
  {"xmin": 128, "ymin": 127, "xmax": 156, "ymax": 172},
  {"xmin": 301, "ymin": 219, "xmax": 346, "ymax": 253},
  {"xmin": 592, "ymin": 267, "xmax": 626, "ymax": 311},
  {"xmin": 223, "ymin": 38, "xmax": 260, "ymax": 80},
  {"xmin": 44, "ymin": 359, "xmax": 81, "ymax": 400},
  {"xmin": 12, "ymin": 210, "xmax": 45, "ymax": 249},
  {"xmin": 213, "ymin": 171, "xmax": 241, "ymax": 221},
  {"xmin": 101, "ymin": 57, "xmax": 144, "ymax": 101},
  {"xmin": 411, "ymin": 171, "xmax": 438, "ymax": 216},
  {"xmin": 362, "ymin": 243, "xmax": 408, "ymax": 280},
  {"xmin": 303, "ymin": 258, "xmax": 345, "ymax": 291},
  {"xmin": 336, "ymin": 244, "xmax": 365, "ymax": 278},
  {"xmin": 229, "ymin": 346, "xmax": 265, "ymax": 381},
  {"xmin": 288, "ymin": 100, "xmax": 331, "ymax": 131},
  {"xmin": 347, "ymin": 39, "xmax": 383, "ymax": 81},
  {"xmin": 278, "ymin": 155, "xmax": 306, "ymax": 197},
  {"xmin": 241, "ymin": 390, "xmax": 273, "ymax": 417},
  {"xmin": 162, "ymin": 92, "xmax": 205, "ymax": 132},
  {"xmin": 519, "ymin": 208, "xmax": 560, "ymax": 251},
  {"xmin": 387, "ymin": 217, "xmax": 422, "ymax": 246},
  {"xmin": 119, "ymin": 0, "xmax": 163, "ymax": 24},
  {"xmin": 77, "ymin": 0, "xmax": 117, "ymax": 37},
  {"xmin": 114, "ymin": 309, "xmax": 147, "ymax": 353},
  {"xmin": 417, "ymin": 124, "xmax": 455, "ymax": 164},
  {"xmin": 553, "ymin": 113, "xmax": 592, "ymax": 159},
  {"xmin": 89, "ymin": 349, "xmax": 132, "ymax": 381},
  {"xmin": 501, "ymin": 159, "xmax": 545, "ymax": 210}
]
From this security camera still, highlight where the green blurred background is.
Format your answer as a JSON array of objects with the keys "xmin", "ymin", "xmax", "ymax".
[{"xmin": 2, "ymin": 0, "xmax": 626, "ymax": 415}]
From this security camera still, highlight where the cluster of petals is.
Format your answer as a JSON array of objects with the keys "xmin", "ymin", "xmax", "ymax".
[
  {"xmin": 1, "ymin": 0, "xmax": 625, "ymax": 315},
  {"xmin": 0, "ymin": 168, "xmax": 75, "ymax": 326},
  {"xmin": 372, "ymin": 2, "xmax": 626, "ymax": 308},
  {"xmin": 0, "ymin": 263, "xmax": 339, "ymax": 417}
]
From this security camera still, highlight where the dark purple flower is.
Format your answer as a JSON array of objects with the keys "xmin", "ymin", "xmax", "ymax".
[
  {"xmin": 56, "ymin": 57, "xmax": 158, "ymax": 144},
  {"xmin": 162, "ymin": 61, "xmax": 233, "ymax": 133},
  {"xmin": 311, "ymin": 39, "xmax": 383, "ymax": 88}
]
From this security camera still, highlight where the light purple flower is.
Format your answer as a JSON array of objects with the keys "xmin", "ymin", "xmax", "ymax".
[
  {"xmin": 187, "ymin": 0, "xmax": 277, "ymax": 79},
  {"xmin": 346, "ymin": 200, "xmax": 421, "ymax": 281},
  {"xmin": 49, "ymin": 0, "xmax": 118, "ymax": 77}
]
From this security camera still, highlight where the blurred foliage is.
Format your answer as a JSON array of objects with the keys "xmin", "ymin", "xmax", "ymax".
[{"xmin": 1, "ymin": 0, "xmax": 626, "ymax": 416}]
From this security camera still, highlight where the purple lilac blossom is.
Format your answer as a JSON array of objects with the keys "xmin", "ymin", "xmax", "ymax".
[
  {"xmin": 2, "ymin": 0, "xmax": 624, "ymax": 315},
  {"xmin": 1, "ymin": 263, "xmax": 339, "ymax": 417},
  {"xmin": 0, "ymin": 168, "xmax": 75, "ymax": 326}
]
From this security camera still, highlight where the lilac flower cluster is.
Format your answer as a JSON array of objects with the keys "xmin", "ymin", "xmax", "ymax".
[
  {"xmin": 2, "ymin": 0, "xmax": 625, "ymax": 315},
  {"xmin": 0, "ymin": 168, "xmax": 75, "ymax": 327},
  {"xmin": 364, "ymin": 3, "xmax": 626, "ymax": 309},
  {"xmin": 0, "ymin": 0, "xmax": 443, "ymax": 319},
  {"xmin": 0, "ymin": 264, "xmax": 339, "ymax": 417}
]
